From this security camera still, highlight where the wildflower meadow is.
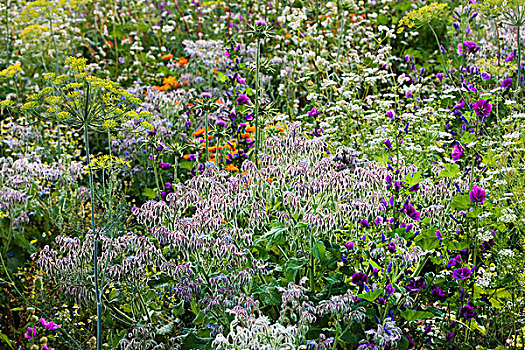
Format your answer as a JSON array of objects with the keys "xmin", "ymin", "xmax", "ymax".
[{"xmin": 1, "ymin": 0, "xmax": 525, "ymax": 349}]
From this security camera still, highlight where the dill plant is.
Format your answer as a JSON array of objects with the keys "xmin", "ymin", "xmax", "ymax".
[{"xmin": 20, "ymin": 56, "xmax": 146, "ymax": 350}]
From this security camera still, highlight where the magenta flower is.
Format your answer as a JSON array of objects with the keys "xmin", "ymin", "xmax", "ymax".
[
  {"xmin": 451, "ymin": 144, "xmax": 463, "ymax": 162},
  {"xmin": 351, "ymin": 272, "xmax": 368, "ymax": 286},
  {"xmin": 469, "ymin": 185, "xmax": 486, "ymax": 203},
  {"xmin": 473, "ymin": 99, "xmax": 492, "ymax": 118},
  {"xmin": 404, "ymin": 204, "xmax": 421, "ymax": 221},
  {"xmin": 307, "ymin": 108, "xmax": 319, "ymax": 117},
  {"xmin": 501, "ymin": 77, "xmax": 513, "ymax": 87},
  {"xmin": 236, "ymin": 94, "xmax": 251, "ymax": 105},
  {"xmin": 39, "ymin": 318, "xmax": 62, "ymax": 330},
  {"xmin": 452, "ymin": 267, "xmax": 472, "ymax": 280},
  {"xmin": 24, "ymin": 326, "xmax": 37, "ymax": 339},
  {"xmin": 459, "ymin": 301, "xmax": 475, "ymax": 320},
  {"xmin": 463, "ymin": 41, "xmax": 480, "ymax": 54}
]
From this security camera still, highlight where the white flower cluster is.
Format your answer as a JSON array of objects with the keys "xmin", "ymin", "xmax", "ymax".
[
  {"xmin": 212, "ymin": 315, "xmax": 305, "ymax": 350},
  {"xmin": 498, "ymin": 207, "xmax": 517, "ymax": 223},
  {"xmin": 477, "ymin": 229, "xmax": 494, "ymax": 243}
]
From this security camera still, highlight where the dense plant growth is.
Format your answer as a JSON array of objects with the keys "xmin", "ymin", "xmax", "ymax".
[{"xmin": 1, "ymin": 0, "xmax": 525, "ymax": 349}]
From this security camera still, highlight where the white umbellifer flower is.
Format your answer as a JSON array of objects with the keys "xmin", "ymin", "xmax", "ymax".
[
  {"xmin": 477, "ymin": 230, "xmax": 493, "ymax": 242},
  {"xmin": 498, "ymin": 208, "xmax": 517, "ymax": 223},
  {"xmin": 499, "ymin": 249, "xmax": 515, "ymax": 258}
]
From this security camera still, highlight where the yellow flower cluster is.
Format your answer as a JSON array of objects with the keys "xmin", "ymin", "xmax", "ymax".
[
  {"xmin": 0, "ymin": 64, "xmax": 22, "ymax": 78},
  {"xmin": 19, "ymin": 24, "xmax": 50, "ymax": 41},
  {"xmin": 397, "ymin": 3, "xmax": 448, "ymax": 33},
  {"xmin": 88, "ymin": 154, "xmax": 131, "ymax": 170}
]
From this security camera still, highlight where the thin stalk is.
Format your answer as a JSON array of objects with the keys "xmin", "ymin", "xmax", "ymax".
[
  {"xmin": 205, "ymin": 112, "xmax": 209, "ymax": 163},
  {"xmin": 517, "ymin": 23, "xmax": 522, "ymax": 92},
  {"xmin": 255, "ymin": 36, "xmax": 261, "ymax": 166},
  {"xmin": 84, "ymin": 126, "xmax": 102, "ymax": 350},
  {"xmin": 49, "ymin": 19, "xmax": 62, "ymax": 158}
]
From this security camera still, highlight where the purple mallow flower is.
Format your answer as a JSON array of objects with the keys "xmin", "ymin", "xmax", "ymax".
[
  {"xmin": 469, "ymin": 185, "xmax": 486, "ymax": 203},
  {"xmin": 501, "ymin": 77, "xmax": 513, "ymax": 87},
  {"xmin": 451, "ymin": 144, "xmax": 463, "ymax": 162},
  {"xmin": 351, "ymin": 272, "xmax": 369, "ymax": 286},
  {"xmin": 307, "ymin": 107, "xmax": 319, "ymax": 117},
  {"xmin": 473, "ymin": 99, "xmax": 492, "ymax": 118},
  {"xmin": 39, "ymin": 318, "xmax": 62, "ymax": 330},
  {"xmin": 459, "ymin": 301, "xmax": 475, "ymax": 320},
  {"xmin": 236, "ymin": 94, "xmax": 251, "ymax": 105},
  {"xmin": 452, "ymin": 266, "xmax": 473, "ymax": 280},
  {"xmin": 24, "ymin": 326, "xmax": 36, "ymax": 339},
  {"xmin": 404, "ymin": 204, "xmax": 421, "ymax": 221},
  {"xmin": 405, "ymin": 278, "xmax": 426, "ymax": 293}
]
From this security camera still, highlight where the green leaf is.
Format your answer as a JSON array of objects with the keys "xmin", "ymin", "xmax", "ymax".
[
  {"xmin": 406, "ymin": 171, "xmax": 423, "ymax": 187},
  {"xmin": 312, "ymin": 240, "xmax": 327, "ymax": 260},
  {"xmin": 460, "ymin": 131, "xmax": 477, "ymax": 145},
  {"xmin": 284, "ymin": 257, "xmax": 307, "ymax": 282},
  {"xmin": 255, "ymin": 225, "xmax": 288, "ymax": 249},
  {"xmin": 142, "ymin": 188, "xmax": 157, "ymax": 199},
  {"xmin": 450, "ymin": 194, "xmax": 471, "ymax": 210},
  {"xmin": 0, "ymin": 332, "xmax": 13, "ymax": 349},
  {"xmin": 215, "ymin": 71, "xmax": 228, "ymax": 83},
  {"xmin": 397, "ymin": 336, "xmax": 410, "ymax": 350},
  {"xmin": 156, "ymin": 322, "xmax": 173, "ymax": 335},
  {"xmin": 401, "ymin": 309, "xmax": 434, "ymax": 321},
  {"xmin": 415, "ymin": 229, "xmax": 440, "ymax": 251},
  {"xmin": 439, "ymin": 163, "xmax": 460, "ymax": 178},
  {"xmin": 357, "ymin": 288, "xmax": 382, "ymax": 302}
]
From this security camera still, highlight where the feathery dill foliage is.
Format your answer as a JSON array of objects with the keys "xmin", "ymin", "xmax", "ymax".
[
  {"xmin": 21, "ymin": 57, "xmax": 147, "ymax": 129},
  {"xmin": 397, "ymin": 3, "xmax": 449, "ymax": 33}
]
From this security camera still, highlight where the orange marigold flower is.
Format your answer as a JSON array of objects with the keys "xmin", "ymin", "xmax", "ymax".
[
  {"xmin": 207, "ymin": 135, "xmax": 214, "ymax": 140},
  {"xmin": 178, "ymin": 57, "xmax": 188, "ymax": 66},
  {"xmin": 208, "ymin": 146, "xmax": 217, "ymax": 152},
  {"xmin": 226, "ymin": 164, "xmax": 239, "ymax": 173},
  {"xmin": 193, "ymin": 128, "xmax": 206, "ymax": 137},
  {"xmin": 213, "ymin": 68, "xmax": 218, "ymax": 73},
  {"xmin": 163, "ymin": 76, "xmax": 177, "ymax": 86},
  {"xmin": 162, "ymin": 54, "xmax": 174, "ymax": 60},
  {"xmin": 186, "ymin": 103, "xmax": 194, "ymax": 107},
  {"xmin": 267, "ymin": 178, "xmax": 273, "ymax": 183},
  {"xmin": 158, "ymin": 85, "xmax": 170, "ymax": 91},
  {"xmin": 183, "ymin": 154, "xmax": 191, "ymax": 160},
  {"xmin": 246, "ymin": 126, "xmax": 255, "ymax": 133},
  {"xmin": 285, "ymin": 34, "xmax": 292, "ymax": 39},
  {"xmin": 305, "ymin": 20, "xmax": 313, "ymax": 24},
  {"xmin": 240, "ymin": 133, "xmax": 251, "ymax": 139},
  {"xmin": 106, "ymin": 40, "xmax": 114, "ymax": 48}
]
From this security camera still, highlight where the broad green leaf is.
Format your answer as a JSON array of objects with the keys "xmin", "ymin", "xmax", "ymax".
[
  {"xmin": 312, "ymin": 240, "xmax": 326, "ymax": 260},
  {"xmin": 450, "ymin": 194, "xmax": 471, "ymax": 210},
  {"xmin": 142, "ymin": 188, "xmax": 157, "ymax": 199},
  {"xmin": 415, "ymin": 229, "xmax": 440, "ymax": 251},
  {"xmin": 357, "ymin": 288, "xmax": 382, "ymax": 302},
  {"xmin": 406, "ymin": 171, "xmax": 423, "ymax": 187},
  {"xmin": 401, "ymin": 309, "xmax": 434, "ymax": 321},
  {"xmin": 439, "ymin": 163, "xmax": 460, "ymax": 178}
]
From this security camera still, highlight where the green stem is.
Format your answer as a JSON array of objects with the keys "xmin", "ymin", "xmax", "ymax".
[
  {"xmin": 84, "ymin": 126, "xmax": 102, "ymax": 350},
  {"xmin": 517, "ymin": 22, "xmax": 521, "ymax": 93},
  {"xmin": 49, "ymin": 19, "xmax": 61, "ymax": 158},
  {"xmin": 255, "ymin": 36, "xmax": 261, "ymax": 167}
]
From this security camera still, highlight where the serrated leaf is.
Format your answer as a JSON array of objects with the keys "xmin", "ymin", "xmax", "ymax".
[
  {"xmin": 156, "ymin": 322, "xmax": 173, "ymax": 335},
  {"xmin": 406, "ymin": 171, "xmax": 423, "ymax": 187}
]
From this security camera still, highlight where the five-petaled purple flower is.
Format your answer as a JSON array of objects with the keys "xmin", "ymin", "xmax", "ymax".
[
  {"xmin": 351, "ymin": 272, "xmax": 369, "ymax": 286},
  {"xmin": 236, "ymin": 94, "xmax": 251, "ymax": 105},
  {"xmin": 307, "ymin": 107, "xmax": 319, "ymax": 116},
  {"xmin": 39, "ymin": 318, "xmax": 62, "ymax": 330},
  {"xmin": 24, "ymin": 326, "xmax": 36, "ymax": 339},
  {"xmin": 469, "ymin": 185, "xmax": 486, "ymax": 203},
  {"xmin": 452, "ymin": 266, "xmax": 473, "ymax": 280},
  {"xmin": 451, "ymin": 143, "xmax": 463, "ymax": 162},
  {"xmin": 501, "ymin": 77, "xmax": 513, "ymax": 88},
  {"xmin": 459, "ymin": 301, "xmax": 476, "ymax": 320},
  {"xmin": 405, "ymin": 278, "xmax": 426, "ymax": 293},
  {"xmin": 404, "ymin": 204, "xmax": 421, "ymax": 221},
  {"xmin": 473, "ymin": 99, "xmax": 492, "ymax": 118}
]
